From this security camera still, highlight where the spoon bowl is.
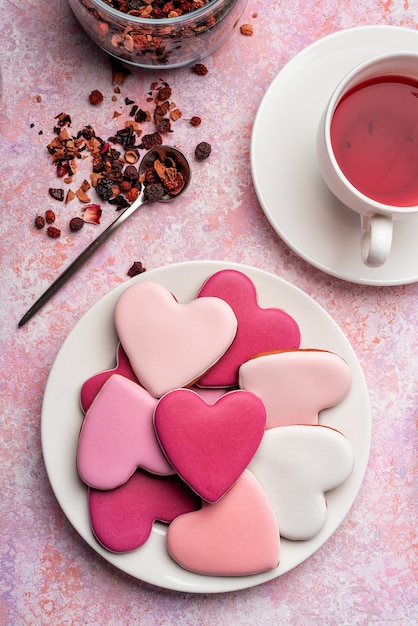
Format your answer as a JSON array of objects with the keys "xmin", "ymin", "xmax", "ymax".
[
  {"xmin": 139, "ymin": 145, "xmax": 191, "ymax": 202},
  {"xmin": 18, "ymin": 145, "xmax": 191, "ymax": 327}
]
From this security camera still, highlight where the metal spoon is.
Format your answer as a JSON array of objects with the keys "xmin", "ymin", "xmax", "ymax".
[{"xmin": 18, "ymin": 145, "xmax": 191, "ymax": 327}]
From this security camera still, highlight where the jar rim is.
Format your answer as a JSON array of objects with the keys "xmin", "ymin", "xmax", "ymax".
[{"xmin": 86, "ymin": 0, "xmax": 224, "ymax": 25}]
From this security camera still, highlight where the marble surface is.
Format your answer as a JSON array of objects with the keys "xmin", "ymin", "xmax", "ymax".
[{"xmin": 1, "ymin": 0, "xmax": 417, "ymax": 624}]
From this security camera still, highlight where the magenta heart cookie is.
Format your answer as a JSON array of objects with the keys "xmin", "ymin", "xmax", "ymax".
[
  {"xmin": 154, "ymin": 388, "xmax": 266, "ymax": 503},
  {"xmin": 248, "ymin": 425, "xmax": 354, "ymax": 540},
  {"xmin": 89, "ymin": 470, "xmax": 201, "ymax": 553},
  {"xmin": 239, "ymin": 350, "xmax": 352, "ymax": 428},
  {"xmin": 167, "ymin": 471, "xmax": 279, "ymax": 576},
  {"xmin": 114, "ymin": 281, "xmax": 238, "ymax": 397},
  {"xmin": 196, "ymin": 269, "xmax": 301, "ymax": 387},
  {"xmin": 77, "ymin": 374, "xmax": 174, "ymax": 490},
  {"xmin": 80, "ymin": 343, "xmax": 138, "ymax": 413}
]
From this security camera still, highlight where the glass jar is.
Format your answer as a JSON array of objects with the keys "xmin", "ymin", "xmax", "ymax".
[{"xmin": 68, "ymin": 0, "xmax": 249, "ymax": 69}]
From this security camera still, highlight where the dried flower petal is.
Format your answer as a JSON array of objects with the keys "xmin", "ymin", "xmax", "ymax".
[{"xmin": 82, "ymin": 204, "xmax": 102, "ymax": 224}]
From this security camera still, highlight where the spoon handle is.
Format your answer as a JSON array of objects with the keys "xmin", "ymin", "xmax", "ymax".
[{"xmin": 18, "ymin": 193, "xmax": 146, "ymax": 327}]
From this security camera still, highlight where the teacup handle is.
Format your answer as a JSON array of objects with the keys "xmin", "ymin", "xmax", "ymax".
[{"xmin": 361, "ymin": 214, "xmax": 393, "ymax": 268}]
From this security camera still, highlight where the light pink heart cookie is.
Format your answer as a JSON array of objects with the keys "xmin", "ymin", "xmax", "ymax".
[
  {"xmin": 89, "ymin": 470, "xmax": 201, "ymax": 553},
  {"xmin": 248, "ymin": 425, "xmax": 354, "ymax": 540},
  {"xmin": 114, "ymin": 281, "xmax": 238, "ymax": 397},
  {"xmin": 77, "ymin": 374, "xmax": 174, "ymax": 490},
  {"xmin": 80, "ymin": 343, "xmax": 138, "ymax": 413},
  {"xmin": 167, "ymin": 470, "xmax": 279, "ymax": 576},
  {"xmin": 154, "ymin": 388, "xmax": 266, "ymax": 503},
  {"xmin": 196, "ymin": 269, "xmax": 301, "ymax": 387},
  {"xmin": 239, "ymin": 350, "xmax": 352, "ymax": 428}
]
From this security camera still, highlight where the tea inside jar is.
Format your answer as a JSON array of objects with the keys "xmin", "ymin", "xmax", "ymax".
[{"xmin": 331, "ymin": 75, "xmax": 418, "ymax": 207}]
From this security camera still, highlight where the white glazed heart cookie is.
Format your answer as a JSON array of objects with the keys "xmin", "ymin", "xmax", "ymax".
[{"xmin": 248, "ymin": 424, "xmax": 354, "ymax": 540}]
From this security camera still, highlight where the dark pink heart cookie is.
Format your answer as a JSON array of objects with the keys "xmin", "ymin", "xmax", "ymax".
[
  {"xmin": 89, "ymin": 470, "xmax": 201, "ymax": 553},
  {"xmin": 154, "ymin": 388, "xmax": 266, "ymax": 503},
  {"xmin": 80, "ymin": 343, "xmax": 138, "ymax": 413},
  {"xmin": 197, "ymin": 269, "xmax": 301, "ymax": 387}
]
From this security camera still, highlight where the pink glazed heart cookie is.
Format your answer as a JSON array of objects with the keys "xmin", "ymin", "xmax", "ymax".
[
  {"xmin": 196, "ymin": 270, "xmax": 301, "ymax": 387},
  {"xmin": 167, "ymin": 470, "xmax": 279, "ymax": 576},
  {"xmin": 77, "ymin": 374, "xmax": 174, "ymax": 490},
  {"xmin": 114, "ymin": 281, "xmax": 238, "ymax": 397},
  {"xmin": 89, "ymin": 470, "xmax": 201, "ymax": 553},
  {"xmin": 248, "ymin": 425, "xmax": 354, "ymax": 540},
  {"xmin": 154, "ymin": 388, "xmax": 267, "ymax": 503},
  {"xmin": 80, "ymin": 343, "xmax": 138, "ymax": 413},
  {"xmin": 239, "ymin": 350, "xmax": 352, "ymax": 428}
]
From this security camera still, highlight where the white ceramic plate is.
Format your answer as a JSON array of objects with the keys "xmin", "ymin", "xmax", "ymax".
[
  {"xmin": 41, "ymin": 261, "xmax": 371, "ymax": 593},
  {"xmin": 251, "ymin": 26, "xmax": 418, "ymax": 286}
]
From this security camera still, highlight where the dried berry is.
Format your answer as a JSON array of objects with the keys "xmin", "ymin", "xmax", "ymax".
[
  {"xmin": 127, "ymin": 261, "xmax": 146, "ymax": 277},
  {"xmin": 89, "ymin": 90, "xmax": 104, "ymax": 105},
  {"xmin": 126, "ymin": 187, "xmax": 139, "ymax": 203},
  {"xmin": 47, "ymin": 226, "xmax": 61, "ymax": 238},
  {"xmin": 190, "ymin": 116, "xmax": 202, "ymax": 127},
  {"xmin": 95, "ymin": 177, "xmax": 114, "ymax": 201},
  {"xmin": 155, "ymin": 117, "xmax": 172, "ymax": 134},
  {"xmin": 35, "ymin": 215, "xmax": 45, "ymax": 229},
  {"xmin": 157, "ymin": 85, "xmax": 172, "ymax": 101},
  {"xmin": 195, "ymin": 141, "xmax": 211, "ymax": 161},
  {"xmin": 48, "ymin": 188, "xmax": 64, "ymax": 201},
  {"xmin": 193, "ymin": 63, "xmax": 208, "ymax": 75},
  {"xmin": 119, "ymin": 180, "xmax": 132, "ymax": 193},
  {"xmin": 69, "ymin": 217, "xmax": 84, "ymax": 232},
  {"xmin": 123, "ymin": 165, "xmax": 139, "ymax": 181},
  {"xmin": 144, "ymin": 183, "xmax": 165, "ymax": 202},
  {"xmin": 45, "ymin": 210, "xmax": 56, "ymax": 223}
]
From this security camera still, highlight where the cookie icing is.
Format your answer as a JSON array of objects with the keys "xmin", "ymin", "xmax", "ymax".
[
  {"xmin": 167, "ymin": 470, "xmax": 279, "ymax": 576},
  {"xmin": 196, "ymin": 269, "xmax": 300, "ymax": 387},
  {"xmin": 77, "ymin": 374, "xmax": 174, "ymax": 490},
  {"xmin": 239, "ymin": 350, "xmax": 352, "ymax": 428},
  {"xmin": 89, "ymin": 470, "xmax": 201, "ymax": 553},
  {"xmin": 154, "ymin": 388, "xmax": 267, "ymax": 503},
  {"xmin": 114, "ymin": 281, "xmax": 238, "ymax": 397},
  {"xmin": 248, "ymin": 425, "xmax": 354, "ymax": 540},
  {"xmin": 80, "ymin": 342, "xmax": 138, "ymax": 413}
]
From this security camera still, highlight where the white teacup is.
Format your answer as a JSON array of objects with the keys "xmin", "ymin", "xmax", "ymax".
[{"xmin": 317, "ymin": 52, "xmax": 418, "ymax": 267}]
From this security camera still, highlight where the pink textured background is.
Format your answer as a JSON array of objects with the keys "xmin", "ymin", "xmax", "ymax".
[{"xmin": 1, "ymin": 1, "xmax": 417, "ymax": 624}]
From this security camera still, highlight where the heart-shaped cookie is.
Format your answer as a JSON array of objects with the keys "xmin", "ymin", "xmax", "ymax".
[
  {"xmin": 154, "ymin": 388, "xmax": 266, "ymax": 502},
  {"xmin": 114, "ymin": 281, "xmax": 238, "ymax": 397},
  {"xmin": 89, "ymin": 470, "xmax": 201, "ymax": 553},
  {"xmin": 239, "ymin": 350, "xmax": 352, "ymax": 428},
  {"xmin": 77, "ymin": 374, "xmax": 174, "ymax": 490},
  {"xmin": 167, "ymin": 471, "xmax": 279, "ymax": 576},
  {"xmin": 196, "ymin": 269, "xmax": 301, "ymax": 387},
  {"xmin": 248, "ymin": 425, "xmax": 354, "ymax": 540},
  {"xmin": 80, "ymin": 343, "xmax": 138, "ymax": 413}
]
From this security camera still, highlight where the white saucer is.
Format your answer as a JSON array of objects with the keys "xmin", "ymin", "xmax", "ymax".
[
  {"xmin": 251, "ymin": 26, "xmax": 418, "ymax": 286},
  {"xmin": 41, "ymin": 261, "xmax": 371, "ymax": 593}
]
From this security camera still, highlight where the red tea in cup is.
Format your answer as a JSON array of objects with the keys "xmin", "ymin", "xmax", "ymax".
[{"xmin": 330, "ymin": 75, "xmax": 418, "ymax": 207}]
